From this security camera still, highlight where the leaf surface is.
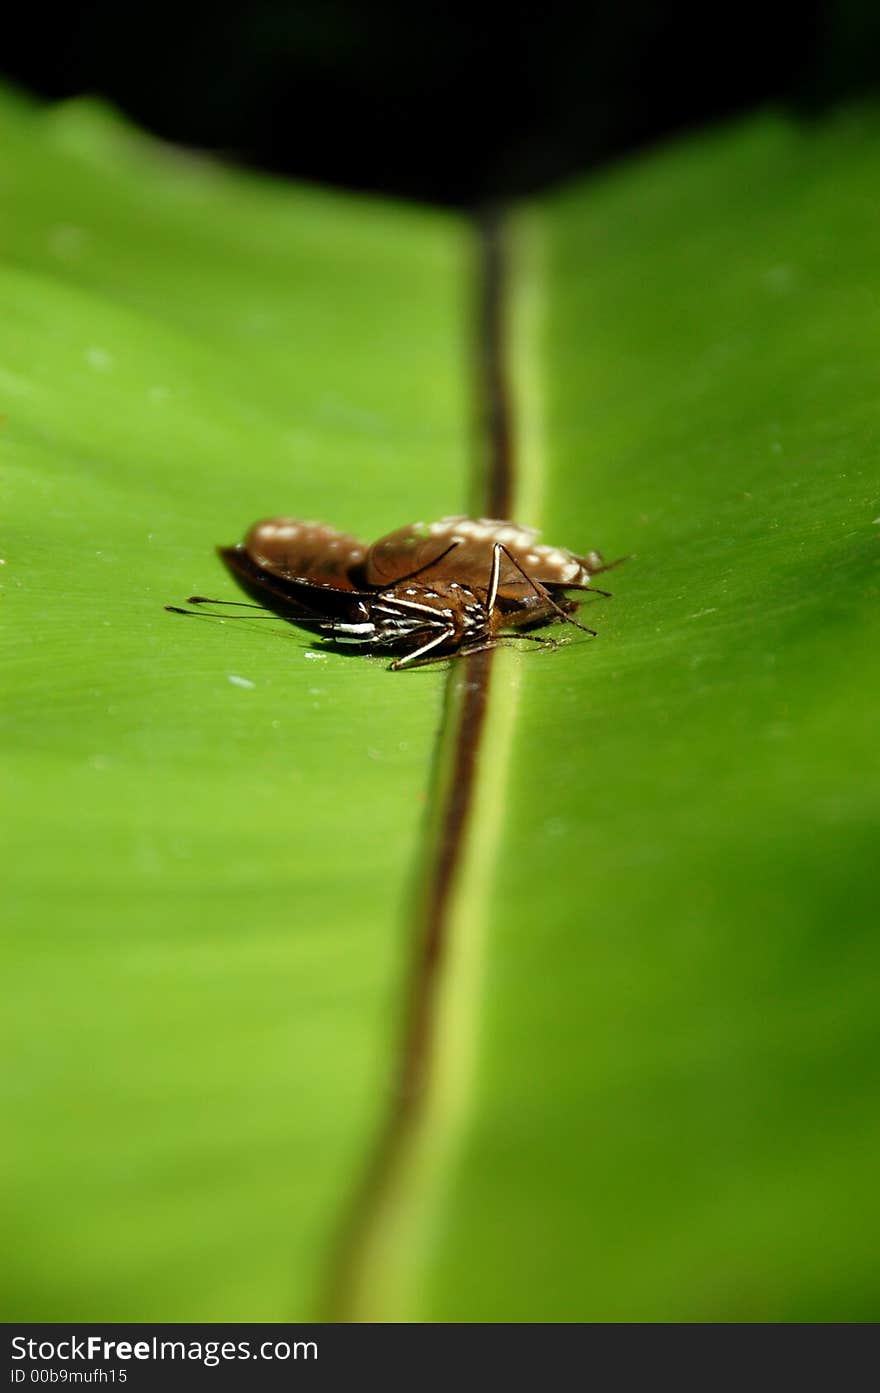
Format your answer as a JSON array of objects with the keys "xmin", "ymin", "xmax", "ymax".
[
  {"xmin": 4, "ymin": 90, "xmax": 879, "ymax": 1321},
  {"xmin": 0, "ymin": 89, "xmax": 472, "ymax": 1319},
  {"xmin": 396, "ymin": 111, "xmax": 880, "ymax": 1322}
]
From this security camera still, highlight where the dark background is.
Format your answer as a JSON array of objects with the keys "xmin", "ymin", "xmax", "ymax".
[{"xmin": 3, "ymin": 0, "xmax": 880, "ymax": 205}]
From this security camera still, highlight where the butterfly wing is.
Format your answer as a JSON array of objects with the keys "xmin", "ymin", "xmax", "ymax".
[
  {"xmin": 365, "ymin": 520, "xmax": 459, "ymax": 586},
  {"xmin": 244, "ymin": 517, "xmax": 367, "ymax": 591},
  {"xmin": 219, "ymin": 545, "xmax": 373, "ymax": 624},
  {"xmin": 366, "ymin": 516, "xmax": 598, "ymax": 593},
  {"xmin": 221, "ymin": 514, "xmax": 369, "ymax": 623},
  {"xmin": 365, "ymin": 517, "xmax": 528, "ymax": 589}
]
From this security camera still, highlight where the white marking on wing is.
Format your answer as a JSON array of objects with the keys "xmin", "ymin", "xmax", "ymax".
[
  {"xmin": 383, "ymin": 597, "xmax": 447, "ymax": 617},
  {"xmin": 545, "ymin": 549, "xmax": 569, "ymax": 569}
]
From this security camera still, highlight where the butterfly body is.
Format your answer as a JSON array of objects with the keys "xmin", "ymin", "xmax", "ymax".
[{"xmin": 172, "ymin": 515, "xmax": 618, "ymax": 669}]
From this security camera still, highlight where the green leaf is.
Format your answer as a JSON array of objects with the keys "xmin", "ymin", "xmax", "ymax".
[
  {"xmin": 358, "ymin": 111, "xmax": 880, "ymax": 1321},
  {"xmin": 4, "ymin": 87, "xmax": 879, "ymax": 1321},
  {"xmin": 1, "ymin": 87, "xmax": 473, "ymax": 1319}
]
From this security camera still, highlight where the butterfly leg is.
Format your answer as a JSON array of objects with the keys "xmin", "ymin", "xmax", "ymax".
[
  {"xmin": 389, "ymin": 625, "xmax": 457, "ymax": 670},
  {"xmin": 500, "ymin": 632, "xmax": 561, "ymax": 647},
  {"xmin": 392, "ymin": 632, "xmax": 563, "ymax": 670},
  {"xmin": 390, "ymin": 637, "xmax": 507, "ymax": 670},
  {"xmin": 486, "ymin": 538, "xmax": 503, "ymax": 610},
  {"xmin": 493, "ymin": 543, "xmax": 597, "ymax": 636}
]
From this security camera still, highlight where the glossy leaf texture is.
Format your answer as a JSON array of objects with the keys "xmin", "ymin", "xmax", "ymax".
[
  {"xmin": 4, "ymin": 86, "xmax": 880, "ymax": 1322},
  {"xmin": 0, "ymin": 86, "xmax": 472, "ymax": 1319},
  {"xmin": 380, "ymin": 111, "xmax": 880, "ymax": 1320}
]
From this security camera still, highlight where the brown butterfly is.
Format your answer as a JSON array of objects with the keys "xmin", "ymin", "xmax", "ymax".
[{"xmin": 167, "ymin": 515, "xmax": 623, "ymax": 670}]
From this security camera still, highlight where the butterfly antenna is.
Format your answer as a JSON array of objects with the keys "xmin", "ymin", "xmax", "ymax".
[
  {"xmin": 165, "ymin": 605, "xmax": 291, "ymax": 621},
  {"xmin": 186, "ymin": 595, "xmax": 267, "ymax": 608}
]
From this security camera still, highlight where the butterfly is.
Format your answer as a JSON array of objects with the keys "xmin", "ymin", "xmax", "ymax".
[{"xmin": 167, "ymin": 515, "xmax": 622, "ymax": 669}]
